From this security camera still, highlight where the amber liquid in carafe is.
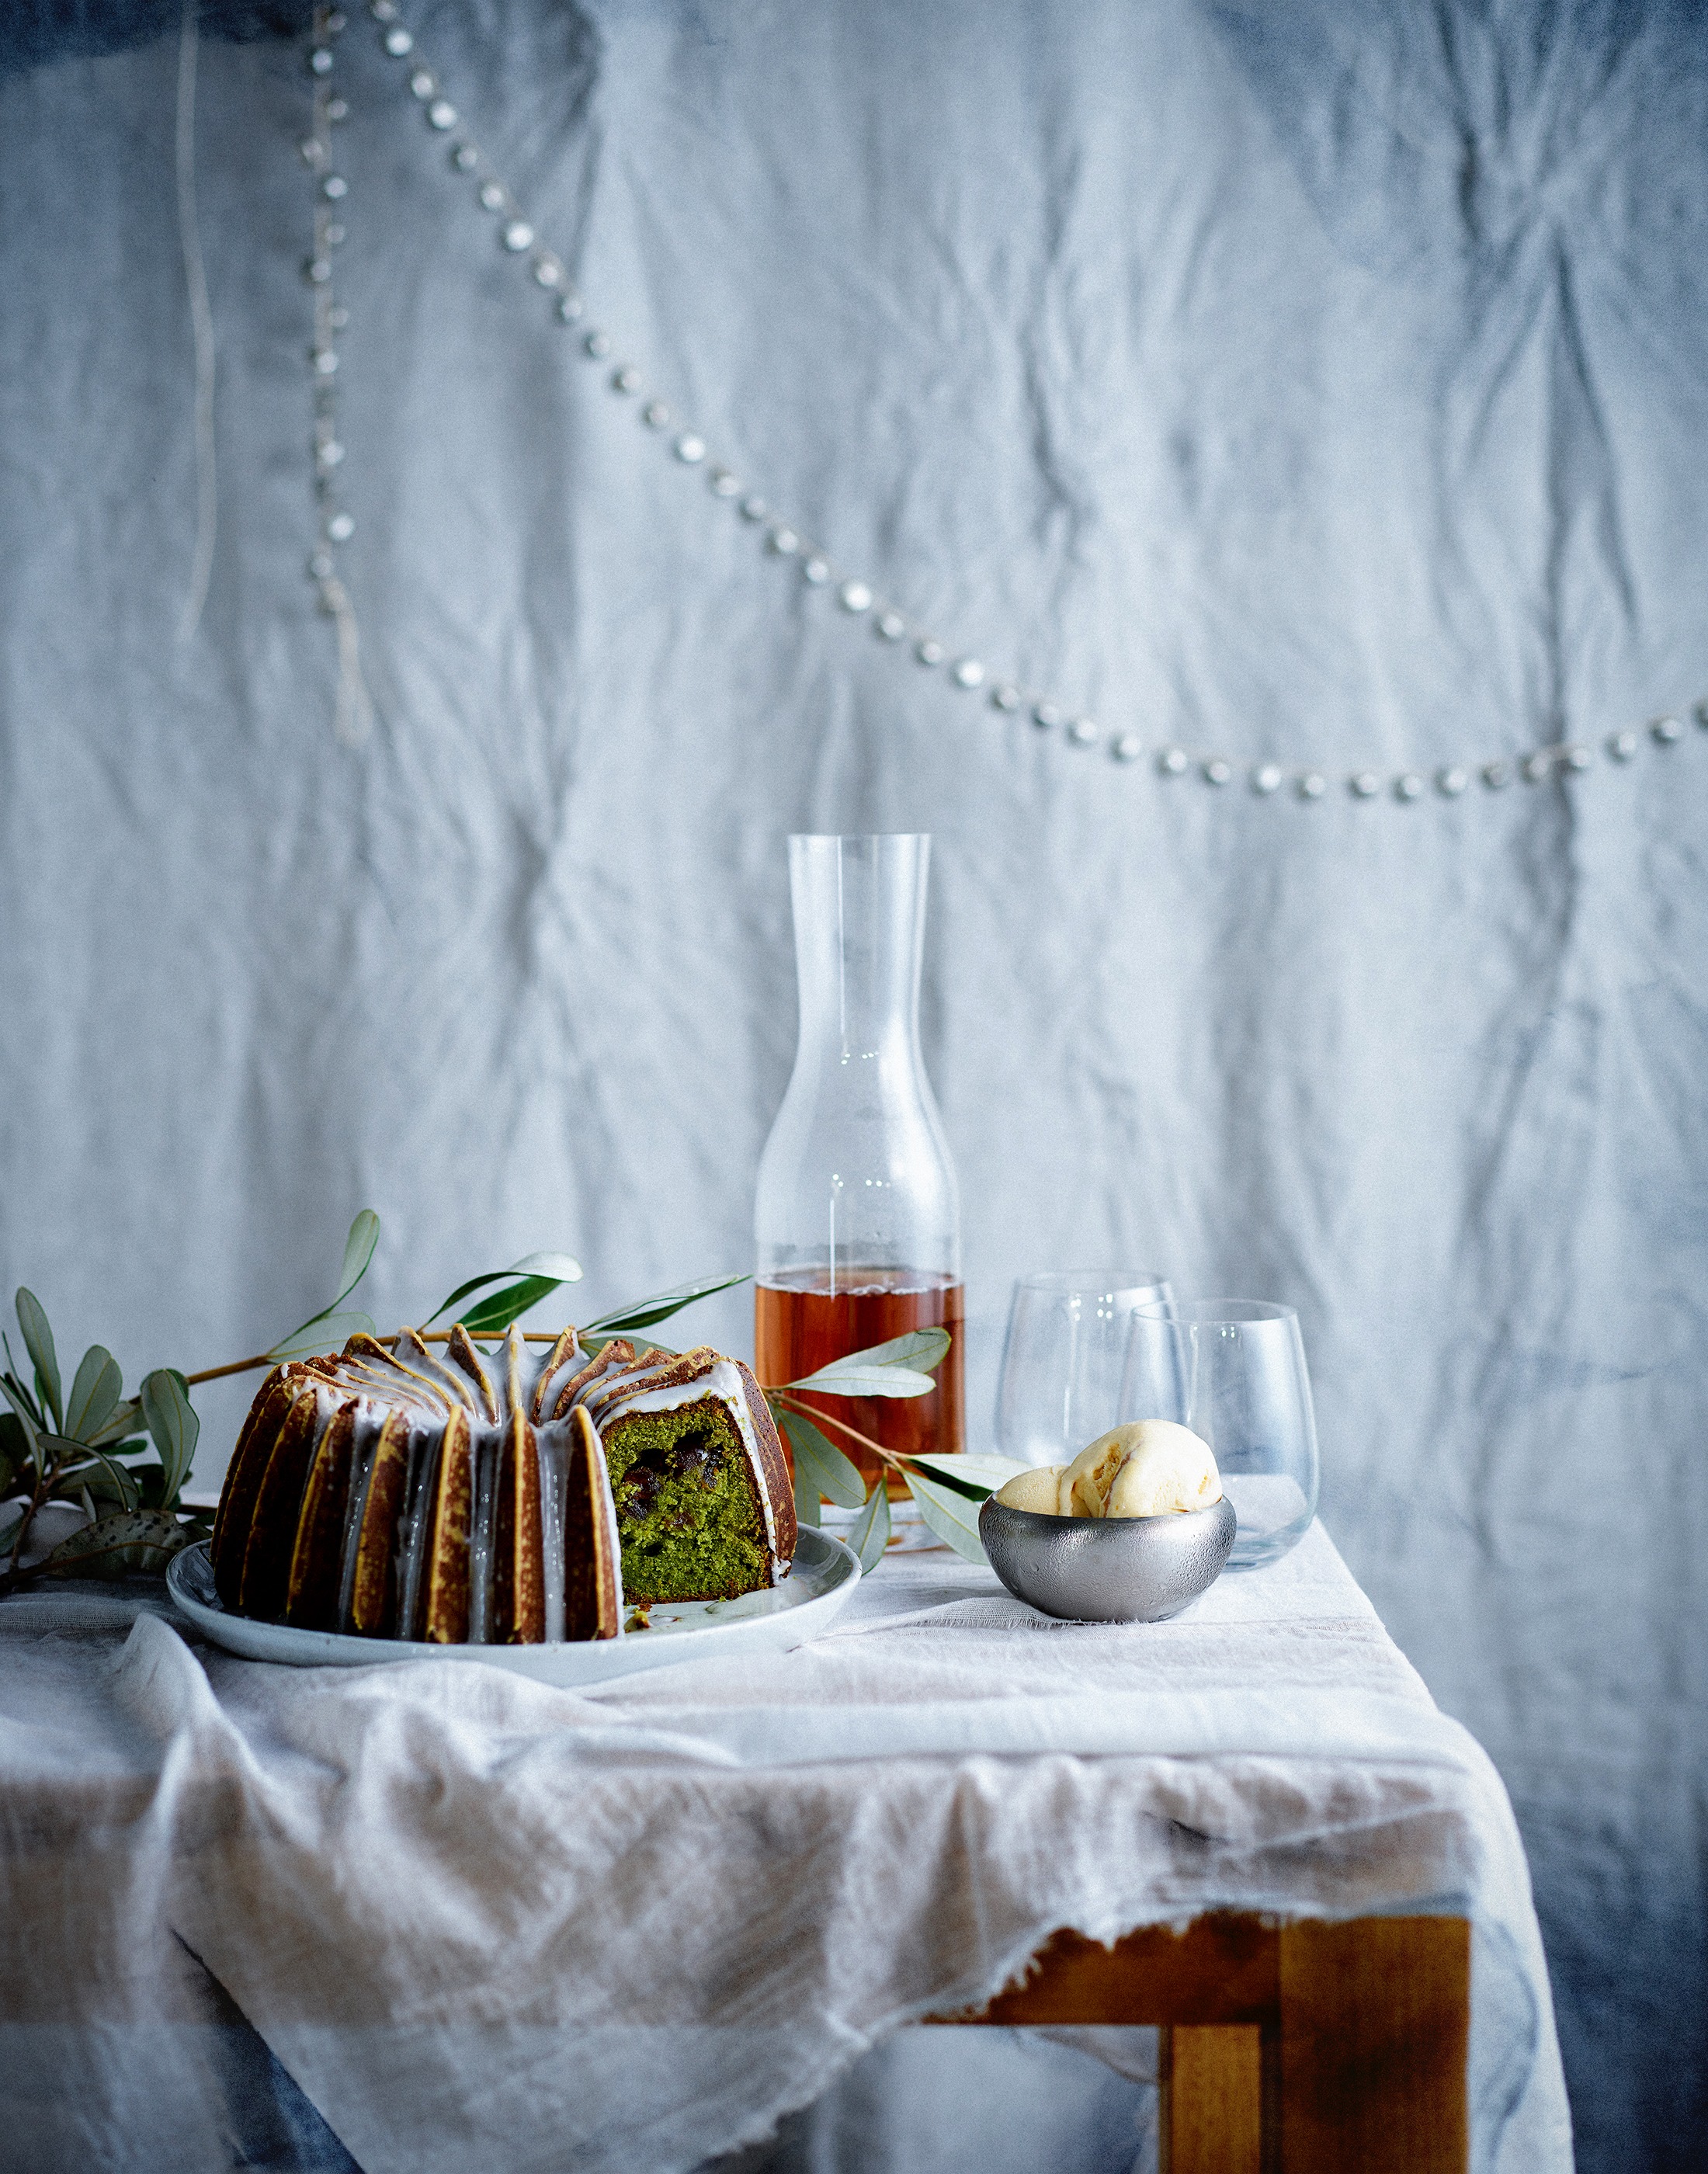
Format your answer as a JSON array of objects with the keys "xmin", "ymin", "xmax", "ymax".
[{"xmin": 755, "ymin": 1272, "xmax": 966, "ymax": 1497}]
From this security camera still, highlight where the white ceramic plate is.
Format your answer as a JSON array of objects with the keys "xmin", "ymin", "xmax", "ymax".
[{"xmin": 165, "ymin": 1528, "xmax": 860, "ymax": 1685}]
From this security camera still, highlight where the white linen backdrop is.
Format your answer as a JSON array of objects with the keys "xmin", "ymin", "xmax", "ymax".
[{"xmin": 0, "ymin": 2, "xmax": 1703, "ymax": 2167}]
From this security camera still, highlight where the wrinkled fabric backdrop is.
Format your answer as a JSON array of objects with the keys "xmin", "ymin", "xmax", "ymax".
[{"xmin": 2, "ymin": 1, "xmax": 1705, "ymax": 2168}]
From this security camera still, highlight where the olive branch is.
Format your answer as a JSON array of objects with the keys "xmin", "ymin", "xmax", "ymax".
[
  {"xmin": 1, "ymin": 1210, "xmax": 1012, "ymax": 1599},
  {"xmin": 763, "ymin": 1341, "xmax": 1020, "ymax": 1572}
]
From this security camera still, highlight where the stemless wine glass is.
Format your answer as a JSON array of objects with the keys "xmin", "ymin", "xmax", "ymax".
[
  {"xmin": 1123, "ymin": 1301, "xmax": 1319, "ymax": 1568},
  {"xmin": 997, "ymin": 1271, "xmax": 1175, "ymax": 1469}
]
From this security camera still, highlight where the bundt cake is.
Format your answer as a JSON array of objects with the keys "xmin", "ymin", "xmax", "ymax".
[{"xmin": 210, "ymin": 1325, "xmax": 795, "ymax": 1644}]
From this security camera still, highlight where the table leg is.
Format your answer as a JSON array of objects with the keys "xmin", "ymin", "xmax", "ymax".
[
  {"xmin": 1161, "ymin": 2023, "xmax": 1263, "ymax": 2174},
  {"xmin": 1276, "ymin": 1917, "xmax": 1469, "ymax": 2174},
  {"xmin": 925, "ymin": 1912, "xmax": 1468, "ymax": 2174}
]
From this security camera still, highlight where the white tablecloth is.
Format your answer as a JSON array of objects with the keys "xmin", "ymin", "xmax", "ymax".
[{"xmin": 0, "ymin": 1523, "xmax": 1570, "ymax": 2174}]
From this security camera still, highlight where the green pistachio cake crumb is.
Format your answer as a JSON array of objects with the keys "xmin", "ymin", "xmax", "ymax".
[{"xmin": 604, "ymin": 1401, "xmax": 770, "ymax": 1602}]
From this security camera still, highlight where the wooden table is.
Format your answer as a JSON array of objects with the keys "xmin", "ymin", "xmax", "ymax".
[{"xmin": 929, "ymin": 1911, "xmax": 1469, "ymax": 2174}]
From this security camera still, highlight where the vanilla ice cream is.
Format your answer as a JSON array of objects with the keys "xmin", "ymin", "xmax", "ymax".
[
  {"xmin": 993, "ymin": 1422, "xmax": 1220, "ymax": 1519},
  {"xmin": 1064, "ymin": 1421, "xmax": 1221, "ymax": 1518},
  {"xmin": 991, "ymin": 1464, "xmax": 1068, "ymax": 1515}
]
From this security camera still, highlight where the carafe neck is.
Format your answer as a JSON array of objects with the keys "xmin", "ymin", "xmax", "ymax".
[
  {"xmin": 790, "ymin": 832, "xmax": 927, "ymax": 1065},
  {"xmin": 755, "ymin": 832, "xmax": 960, "ymax": 1286}
]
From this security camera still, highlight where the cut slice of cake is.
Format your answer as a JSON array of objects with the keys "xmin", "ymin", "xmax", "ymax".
[{"xmin": 568, "ymin": 1346, "xmax": 795, "ymax": 1603}]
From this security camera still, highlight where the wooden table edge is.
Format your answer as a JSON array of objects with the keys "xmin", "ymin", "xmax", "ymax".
[{"xmin": 922, "ymin": 1910, "xmax": 1470, "ymax": 2174}]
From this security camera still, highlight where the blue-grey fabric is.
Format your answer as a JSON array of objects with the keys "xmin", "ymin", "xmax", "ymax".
[{"xmin": 0, "ymin": 3, "xmax": 1703, "ymax": 2168}]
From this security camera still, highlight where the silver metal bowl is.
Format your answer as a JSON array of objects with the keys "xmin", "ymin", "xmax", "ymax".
[{"xmin": 978, "ymin": 1494, "xmax": 1237, "ymax": 1623}]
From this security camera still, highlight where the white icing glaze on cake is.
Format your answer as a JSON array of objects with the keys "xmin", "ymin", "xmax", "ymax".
[{"xmin": 220, "ymin": 1328, "xmax": 788, "ymax": 1642}]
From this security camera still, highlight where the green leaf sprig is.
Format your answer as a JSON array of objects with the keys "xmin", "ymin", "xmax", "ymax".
[
  {"xmin": 582, "ymin": 1271, "xmax": 752, "ymax": 1339},
  {"xmin": 0, "ymin": 1220, "xmax": 748, "ymax": 1599},
  {"xmin": 762, "ymin": 1325, "xmax": 1025, "ymax": 1570},
  {"xmin": 426, "ymin": 1249, "xmax": 584, "ymax": 1336},
  {"xmin": 0, "ymin": 1290, "xmax": 204, "ymax": 1596},
  {"xmin": 266, "ymin": 1209, "xmax": 382, "ymax": 1360},
  {"xmin": 1, "ymin": 1208, "xmax": 1016, "ymax": 1600}
]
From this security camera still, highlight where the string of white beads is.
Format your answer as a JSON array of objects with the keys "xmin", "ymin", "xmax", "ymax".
[
  {"xmin": 302, "ymin": 5, "xmax": 371, "ymax": 741},
  {"xmin": 333, "ymin": 3, "xmax": 1708, "ymax": 797}
]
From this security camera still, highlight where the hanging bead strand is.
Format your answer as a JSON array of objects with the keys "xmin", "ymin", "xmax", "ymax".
[
  {"xmin": 323, "ymin": 3, "xmax": 1708, "ymax": 798},
  {"xmin": 302, "ymin": 5, "xmax": 372, "ymax": 745}
]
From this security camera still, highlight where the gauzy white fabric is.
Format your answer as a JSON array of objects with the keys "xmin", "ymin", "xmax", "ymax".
[
  {"xmin": 0, "ymin": 4, "xmax": 1703, "ymax": 2167},
  {"xmin": 0, "ymin": 1526, "xmax": 1569, "ymax": 2174}
]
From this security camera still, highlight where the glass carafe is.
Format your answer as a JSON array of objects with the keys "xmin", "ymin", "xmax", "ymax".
[{"xmin": 754, "ymin": 833, "xmax": 963, "ymax": 1493}]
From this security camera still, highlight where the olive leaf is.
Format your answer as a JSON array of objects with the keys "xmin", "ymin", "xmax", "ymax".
[
  {"xmin": 335, "ymin": 1209, "xmax": 381, "ymax": 1305},
  {"xmin": 78, "ymin": 1456, "xmax": 144, "ymax": 1512},
  {"xmin": 15, "ymin": 1289, "xmax": 62, "ymax": 1432},
  {"xmin": 459, "ymin": 1271, "xmax": 575, "ymax": 1335},
  {"xmin": 35, "ymin": 1430, "xmax": 101, "ymax": 1475},
  {"xmin": 841, "ymin": 1328, "xmax": 951, "ymax": 1375},
  {"xmin": 139, "ymin": 1370, "xmax": 199, "ymax": 1503},
  {"xmin": 784, "ymin": 1325, "xmax": 948, "ymax": 1401},
  {"xmin": 78, "ymin": 1458, "xmax": 183, "ymax": 1516},
  {"xmin": 776, "ymin": 1407, "xmax": 866, "ymax": 1509},
  {"xmin": 267, "ymin": 1209, "xmax": 384, "ymax": 1359},
  {"xmin": 849, "ymin": 1482, "xmax": 891, "ymax": 1573},
  {"xmin": 890, "ymin": 1432, "xmax": 1014, "ymax": 1558},
  {"xmin": 85, "ymin": 1396, "xmax": 143, "ymax": 1447},
  {"xmin": 784, "ymin": 1358, "xmax": 937, "ymax": 1399},
  {"xmin": 903, "ymin": 1467, "xmax": 990, "ymax": 1565},
  {"xmin": 0, "ymin": 1371, "xmax": 40, "ymax": 1456},
  {"xmin": 427, "ymin": 1251, "xmax": 583, "ymax": 1332},
  {"xmin": 48, "ymin": 1439, "xmax": 144, "ymax": 1512},
  {"xmin": 263, "ymin": 1311, "xmax": 377, "ymax": 1363},
  {"xmin": 2, "ymin": 1332, "xmax": 41, "ymax": 1420},
  {"xmin": 64, "ymin": 1346, "xmax": 123, "ymax": 1443},
  {"xmin": 898, "ymin": 1451, "xmax": 1024, "ymax": 1502},
  {"xmin": 792, "ymin": 1460, "xmax": 821, "ymax": 1531},
  {"xmin": 43, "ymin": 1509, "xmax": 187, "ymax": 1581},
  {"xmin": 582, "ymin": 1271, "xmax": 750, "ymax": 1338}
]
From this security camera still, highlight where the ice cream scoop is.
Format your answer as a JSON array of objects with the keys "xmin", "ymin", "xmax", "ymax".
[
  {"xmin": 1064, "ymin": 1421, "xmax": 1220, "ymax": 1519},
  {"xmin": 1064, "ymin": 1433, "xmax": 1127, "ymax": 1516},
  {"xmin": 991, "ymin": 1464, "xmax": 1068, "ymax": 1515},
  {"xmin": 992, "ymin": 1423, "xmax": 1220, "ymax": 1520}
]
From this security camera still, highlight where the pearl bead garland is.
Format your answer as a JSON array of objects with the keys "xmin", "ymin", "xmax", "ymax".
[
  {"xmin": 306, "ymin": 2, "xmax": 1708, "ymax": 798},
  {"xmin": 300, "ymin": 4, "xmax": 372, "ymax": 745}
]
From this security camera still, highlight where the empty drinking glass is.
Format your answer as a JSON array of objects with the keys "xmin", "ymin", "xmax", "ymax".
[
  {"xmin": 1123, "ymin": 1301, "xmax": 1319, "ymax": 1568},
  {"xmin": 997, "ymin": 1271, "xmax": 1175, "ymax": 1469}
]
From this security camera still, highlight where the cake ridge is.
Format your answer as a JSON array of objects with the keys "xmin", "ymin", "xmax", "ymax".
[
  {"xmin": 529, "ymin": 1326, "xmax": 585, "ymax": 1423},
  {"xmin": 445, "ymin": 1325, "xmax": 499, "ymax": 1419},
  {"xmin": 543, "ymin": 1338, "xmax": 635, "ymax": 1422},
  {"xmin": 564, "ymin": 1406, "xmax": 623, "ymax": 1641}
]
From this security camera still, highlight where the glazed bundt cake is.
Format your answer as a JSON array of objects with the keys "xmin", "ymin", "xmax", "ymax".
[{"xmin": 210, "ymin": 1325, "xmax": 794, "ymax": 1644}]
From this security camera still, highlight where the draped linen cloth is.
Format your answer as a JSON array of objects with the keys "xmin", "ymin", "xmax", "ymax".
[
  {"xmin": 0, "ymin": 1526, "xmax": 1569, "ymax": 2173},
  {"xmin": 1, "ymin": 4, "xmax": 1704, "ymax": 2166}
]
